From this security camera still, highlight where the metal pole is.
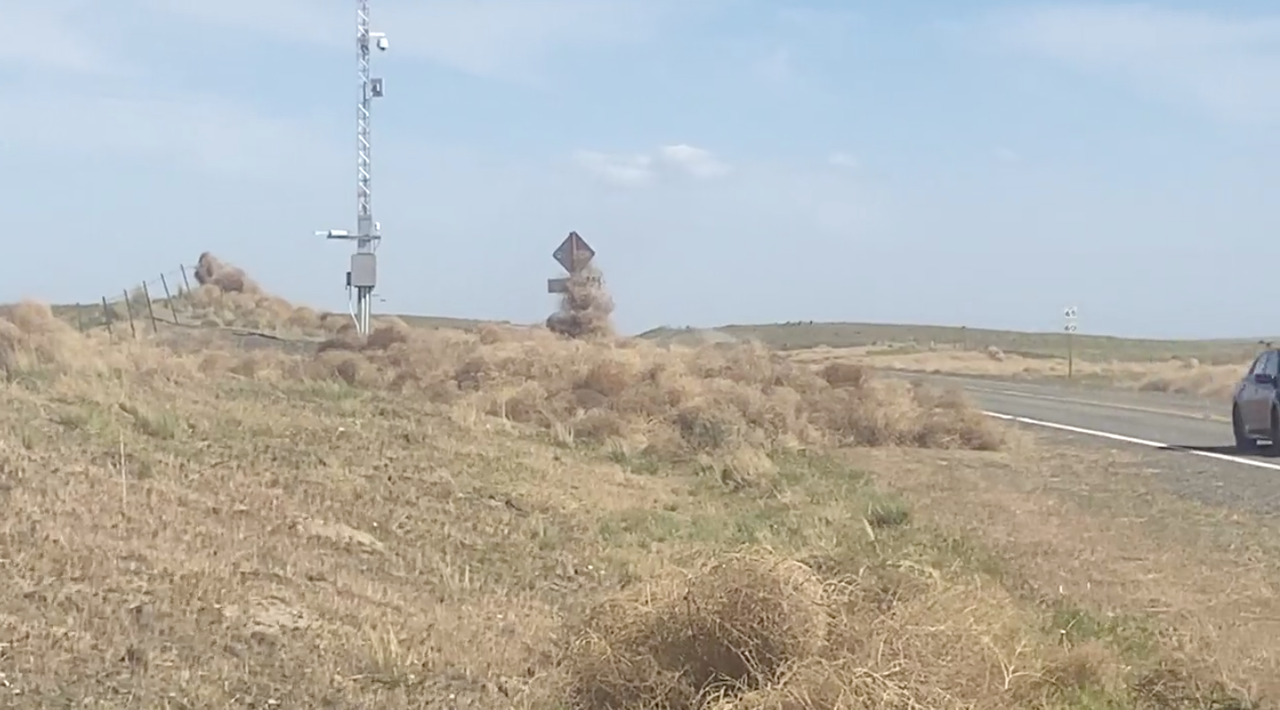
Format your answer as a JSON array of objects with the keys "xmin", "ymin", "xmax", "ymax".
[
  {"xmin": 75, "ymin": 303, "xmax": 84, "ymax": 333},
  {"xmin": 1067, "ymin": 331, "xmax": 1074, "ymax": 379},
  {"xmin": 317, "ymin": 0, "xmax": 387, "ymax": 336},
  {"xmin": 1063, "ymin": 307, "xmax": 1078, "ymax": 380},
  {"xmin": 179, "ymin": 265, "xmax": 192, "ymax": 295}
]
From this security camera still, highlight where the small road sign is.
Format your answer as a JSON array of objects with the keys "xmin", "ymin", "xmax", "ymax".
[
  {"xmin": 547, "ymin": 275, "xmax": 602, "ymax": 294},
  {"xmin": 553, "ymin": 231, "xmax": 595, "ymax": 273}
]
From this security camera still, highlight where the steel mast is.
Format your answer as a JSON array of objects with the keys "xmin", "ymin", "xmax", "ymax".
[{"xmin": 317, "ymin": 0, "xmax": 388, "ymax": 335}]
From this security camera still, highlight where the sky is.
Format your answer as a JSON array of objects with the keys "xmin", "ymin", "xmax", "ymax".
[{"xmin": 2, "ymin": 0, "xmax": 1279, "ymax": 338}]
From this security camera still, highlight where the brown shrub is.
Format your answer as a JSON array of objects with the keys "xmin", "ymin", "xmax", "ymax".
[
  {"xmin": 193, "ymin": 251, "xmax": 259, "ymax": 294},
  {"xmin": 548, "ymin": 266, "xmax": 615, "ymax": 339},
  {"xmin": 33, "ymin": 253, "xmax": 1003, "ymax": 457},
  {"xmin": 164, "ymin": 253, "xmax": 333, "ymax": 337},
  {"xmin": 820, "ymin": 362, "xmax": 869, "ymax": 389},
  {"xmin": 564, "ymin": 554, "xmax": 828, "ymax": 710},
  {"xmin": 562, "ymin": 552, "xmax": 1139, "ymax": 710},
  {"xmin": 296, "ymin": 324, "xmax": 1004, "ymax": 454},
  {"xmin": 0, "ymin": 301, "xmax": 92, "ymax": 374}
]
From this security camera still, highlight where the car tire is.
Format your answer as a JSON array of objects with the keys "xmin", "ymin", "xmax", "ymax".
[{"xmin": 1234, "ymin": 405, "xmax": 1256, "ymax": 452}]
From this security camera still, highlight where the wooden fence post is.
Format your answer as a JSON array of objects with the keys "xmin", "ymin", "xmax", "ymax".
[
  {"xmin": 101, "ymin": 296, "xmax": 113, "ymax": 340},
  {"xmin": 142, "ymin": 282, "xmax": 158, "ymax": 334},
  {"xmin": 160, "ymin": 273, "xmax": 180, "ymax": 325},
  {"xmin": 122, "ymin": 290, "xmax": 137, "ymax": 340}
]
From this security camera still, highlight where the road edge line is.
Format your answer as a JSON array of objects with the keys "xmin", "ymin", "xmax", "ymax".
[{"xmin": 983, "ymin": 410, "xmax": 1280, "ymax": 473}]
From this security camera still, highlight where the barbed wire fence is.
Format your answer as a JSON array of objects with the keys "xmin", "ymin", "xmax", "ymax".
[
  {"xmin": 61, "ymin": 265, "xmax": 328, "ymax": 353},
  {"xmin": 64, "ymin": 265, "xmax": 200, "ymax": 341}
]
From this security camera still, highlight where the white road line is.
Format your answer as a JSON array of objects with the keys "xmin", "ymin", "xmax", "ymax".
[{"xmin": 983, "ymin": 410, "xmax": 1280, "ymax": 473}]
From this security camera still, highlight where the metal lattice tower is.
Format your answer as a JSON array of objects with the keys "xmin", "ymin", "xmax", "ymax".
[{"xmin": 316, "ymin": 0, "xmax": 388, "ymax": 336}]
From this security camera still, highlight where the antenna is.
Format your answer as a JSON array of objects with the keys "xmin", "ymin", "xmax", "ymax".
[{"xmin": 316, "ymin": 0, "xmax": 388, "ymax": 336}]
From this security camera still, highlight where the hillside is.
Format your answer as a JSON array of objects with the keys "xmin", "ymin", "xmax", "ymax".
[
  {"xmin": 643, "ymin": 322, "xmax": 1268, "ymax": 364},
  {"xmin": 0, "ymin": 253, "xmax": 1269, "ymax": 707}
]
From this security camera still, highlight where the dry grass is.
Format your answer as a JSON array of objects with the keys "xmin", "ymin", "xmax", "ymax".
[
  {"xmin": 0, "ymin": 259, "xmax": 1261, "ymax": 708},
  {"xmin": 89, "ymin": 252, "xmax": 345, "ymax": 338},
  {"xmin": 851, "ymin": 442, "xmax": 1280, "ymax": 704},
  {"xmin": 793, "ymin": 346, "xmax": 1251, "ymax": 400}
]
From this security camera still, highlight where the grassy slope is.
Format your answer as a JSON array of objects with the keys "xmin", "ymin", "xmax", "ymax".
[
  {"xmin": 0, "ymin": 295, "xmax": 1259, "ymax": 709},
  {"xmin": 53, "ymin": 283, "xmax": 1265, "ymax": 366}
]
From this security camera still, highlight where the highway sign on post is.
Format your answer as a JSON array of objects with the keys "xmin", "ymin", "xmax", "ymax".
[
  {"xmin": 1063, "ymin": 307, "xmax": 1079, "ymax": 379},
  {"xmin": 548, "ymin": 231, "xmax": 599, "ymax": 294},
  {"xmin": 553, "ymin": 231, "xmax": 595, "ymax": 274}
]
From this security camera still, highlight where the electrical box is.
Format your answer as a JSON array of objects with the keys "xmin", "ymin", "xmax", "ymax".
[{"xmin": 350, "ymin": 252, "xmax": 377, "ymax": 289}]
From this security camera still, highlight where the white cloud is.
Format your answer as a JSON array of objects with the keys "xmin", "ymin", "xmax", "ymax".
[
  {"xmin": 657, "ymin": 144, "xmax": 731, "ymax": 178},
  {"xmin": 982, "ymin": 4, "xmax": 1280, "ymax": 125},
  {"xmin": 143, "ymin": 0, "xmax": 692, "ymax": 81},
  {"xmin": 573, "ymin": 144, "xmax": 731, "ymax": 187},
  {"xmin": 571, "ymin": 151, "xmax": 655, "ymax": 188},
  {"xmin": 827, "ymin": 152, "xmax": 858, "ymax": 169}
]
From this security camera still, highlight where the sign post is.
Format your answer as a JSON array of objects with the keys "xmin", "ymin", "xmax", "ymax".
[
  {"xmin": 1063, "ymin": 307, "xmax": 1078, "ymax": 379},
  {"xmin": 547, "ymin": 231, "xmax": 598, "ymax": 294}
]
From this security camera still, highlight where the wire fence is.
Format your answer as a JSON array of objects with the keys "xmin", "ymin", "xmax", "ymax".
[{"xmin": 63, "ymin": 264, "xmax": 201, "ymax": 340}]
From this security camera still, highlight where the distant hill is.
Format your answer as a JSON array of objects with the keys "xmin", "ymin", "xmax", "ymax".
[{"xmin": 645, "ymin": 321, "xmax": 1273, "ymax": 364}]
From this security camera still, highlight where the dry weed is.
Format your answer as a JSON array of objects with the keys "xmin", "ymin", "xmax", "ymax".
[
  {"xmin": 3, "ymin": 256, "xmax": 1256, "ymax": 709},
  {"xmin": 0, "ymin": 301, "xmax": 88, "ymax": 375},
  {"xmin": 797, "ymin": 347, "xmax": 1249, "ymax": 400},
  {"xmin": 562, "ymin": 554, "xmax": 829, "ymax": 710},
  {"xmin": 299, "ymin": 326, "xmax": 1004, "ymax": 456},
  {"xmin": 548, "ymin": 265, "xmax": 615, "ymax": 339},
  {"xmin": 560, "ymin": 550, "xmax": 1212, "ymax": 710},
  {"xmin": 193, "ymin": 250, "xmax": 259, "ymax": 293}
]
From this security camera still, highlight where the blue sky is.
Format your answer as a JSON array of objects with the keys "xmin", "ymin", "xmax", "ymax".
[{"xmin": 3, "ymin": 1, "xmax": 1280, "ymax": 338}]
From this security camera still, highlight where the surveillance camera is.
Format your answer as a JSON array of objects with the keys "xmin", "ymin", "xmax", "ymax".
[{"xmin": 376, "ymin": 36, "xmax": 389, "ymax": 50}]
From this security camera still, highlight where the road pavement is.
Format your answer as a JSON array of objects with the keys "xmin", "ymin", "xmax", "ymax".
[{"xmin": 885, "ymin": 371, "xmax": 1280, "ymax": 513}]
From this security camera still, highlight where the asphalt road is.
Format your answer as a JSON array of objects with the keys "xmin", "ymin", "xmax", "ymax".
[{"xmin": 888, "ymin": 372, "xmax": 1280, "ymax": 513}]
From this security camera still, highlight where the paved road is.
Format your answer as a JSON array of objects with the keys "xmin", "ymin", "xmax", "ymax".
[
  {"xmin": 917, "ymin": 373, "xmax": 1234, "ymax": 448},
  {"xmin": 884, "ymin": 371, "xmax": 1280, "ymax": 513}
]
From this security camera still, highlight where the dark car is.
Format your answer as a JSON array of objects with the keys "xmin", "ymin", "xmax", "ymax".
[{"xmin": 1233, "ymin": 348, "xmax": 1280, "ymax": 451}]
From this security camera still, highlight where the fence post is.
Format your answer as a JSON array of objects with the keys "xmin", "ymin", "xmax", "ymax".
[
  {"xmin": 160, "ymin": 273, "xmax": 180, "ymax": 325},
  {"xmin": 75, "ymin": 303, "xmax": 84, "ymax": 333},
  {"xmin": 122, "ymin": 289, "xmax": 137, "ymax": 340},
  {"xmin": 179, "ymin": 264, "xmax": 192, "ymax": 295},
  {"xmin": 141, "ymin": 282, "xmax": 158, "ymax": 334},
  {"xmin": 101, "ymin": 296, "xmax": 114, "ymax": 341}
]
